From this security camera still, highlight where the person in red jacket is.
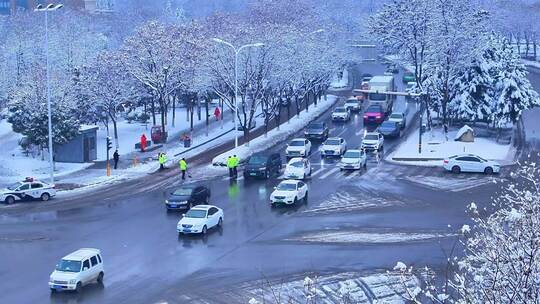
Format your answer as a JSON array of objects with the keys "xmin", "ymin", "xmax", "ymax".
[{"xmin": 140, "ymin": 134, "xmax": 147, "ymax": 152}]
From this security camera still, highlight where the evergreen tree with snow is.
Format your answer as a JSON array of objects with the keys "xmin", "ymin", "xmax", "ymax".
[{"xmin": 491, "ymin": 38, "xmax": 540, "ymax": 127}]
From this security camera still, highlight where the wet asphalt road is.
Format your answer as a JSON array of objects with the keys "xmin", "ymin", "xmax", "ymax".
[{"xmin": 0, "ymin": 62, "xmax": 534, "ymax": 304}]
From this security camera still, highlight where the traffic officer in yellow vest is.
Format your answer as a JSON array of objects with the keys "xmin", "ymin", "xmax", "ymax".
[
  {"xmin": 227, "ymin": 156, "xmax": 235, "ymax": 178},
  {"xmin": 179, "ymin": 158, "xmax": 188, "ymax": 180},
  {"xmin": 158, "ymin": 152, "xmax": 167, "ymax": 170},
  {"xmin": 232, "ymin": 154, "xmax": 239, "ymax": 178}
]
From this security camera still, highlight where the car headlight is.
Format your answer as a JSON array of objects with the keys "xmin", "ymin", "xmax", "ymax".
[
  {"xmin": 69, "ymin": 279, "xmax": 77, "ymax": 284},
  {"xmin": 259, "ymin": 167, "xmax": 266, "ymax": 171},
  {"xmin": 165, "ymin": 200, "xmax": 169, "ymax": 204}
]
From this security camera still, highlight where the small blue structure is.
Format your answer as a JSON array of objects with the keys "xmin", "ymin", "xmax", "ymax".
[{"xmin": 54, "ymin": 125, "xmax": 98, "ymax": 163}]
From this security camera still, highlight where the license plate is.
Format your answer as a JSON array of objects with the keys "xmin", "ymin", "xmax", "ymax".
[
  {"xmin": 53, "ymin": 285, "xmax": 62, "ymax": 289},
  {"xmin": 275, "ymin": 200, "xmax": 284, "ymax": 203},
  {"xmin": 250, "ymin": 173, "xmax": 257, "ymax": 176},
  {"xmin": 183, "ymin": 229, "xmax": 191, "ymax": 232},
  {"xmin": 170, "ymin": 204, "xmax": 177, "ymax": 208}
]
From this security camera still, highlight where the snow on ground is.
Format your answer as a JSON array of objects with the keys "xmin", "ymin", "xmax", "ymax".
[
  {"xmin": 232, "ymin": 271, "xmax": 420, "ymax": 304},
  {"xmin": 388, "ymin": 127, "xmax": 514, "ymax": 166},
  {"xmin": 329, "ymin": 68, "xmax": 349, "ymax": 88},
  {"xmin": 212, "ymin": 95, "xmax": 338, "ymax": 166},
  {"xmin": 302, "ymin": 190, "xmax": 407, "ymax": 215},
  {"xmin": 522, "ymin": 59, "xmax": 540, "ymax": 69},
  {"xmin": 286, "ymin": 229, "xmax": 454, "ymax": 244}
]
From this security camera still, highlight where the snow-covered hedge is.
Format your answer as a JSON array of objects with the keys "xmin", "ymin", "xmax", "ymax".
[{"xmin": 212, "ymin": 95, "xmax": 338, "ymax": 166}]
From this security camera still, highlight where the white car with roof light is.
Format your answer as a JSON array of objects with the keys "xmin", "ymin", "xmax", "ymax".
[
  {"xmin": 443, "ymin": 154, "xmax": 501, "ymax": 174},
  {"xmin": 285, "ymin": 138, "xmax": 312, "ymax": 158},
  {"xmin": 332, "ymin": 106, "xmax": 351, "ymax": 121},
  {"xmin": 270, "ymin": 180, "xmax": 308, "ymax": 206},
  {"xmin": 1, "ymin": 177, "xmax": 56, "ymax": 205},
  {"xmin": 320, "ymin": 137, "xmax": 347, "ymax": 157},
  {"xmin": 339, "ymin": 150, "xmax": 367, "ymax": 170},
  {"xmin": 344, "ymin": 98, "xmax": 361, "ymax": 112},
  {"xmin": 177, "ymin": 205, "xmax": 224, "ymax": 235},
  {"xmin": 284, "ymin": 157, "xmax": 311, "ymax": 179},
  {"xmin": 361, "ymin": 132, "xmax": 384, "ymax": 151},
  {"xmin": 49, "ymin": 248, "xmax": 104, "ymax": 293}
]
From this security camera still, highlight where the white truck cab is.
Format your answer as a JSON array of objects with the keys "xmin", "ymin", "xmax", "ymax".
[
  {"xmin": 49, "ymin": 248, "xmax": 104, "ymax": 293},
  {"xmin": 368, "ymin": 75, "xmax": 395, "ymax": 113}
]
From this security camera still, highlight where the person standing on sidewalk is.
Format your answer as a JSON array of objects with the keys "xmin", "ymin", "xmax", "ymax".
[
  {"xmin": 179, "ymin": 158, "xmax": 188, "ymax": 180},
  {"xmin": 159, "ymin": 152, "xmax": 167, "ymax": 170},
  {"xmin": 113, "ymin": 150, "xmax": 119, "ymax": 169},
  {"xmin": 227, "ymin": 156, "xmax": 234, "ymax": 178}
]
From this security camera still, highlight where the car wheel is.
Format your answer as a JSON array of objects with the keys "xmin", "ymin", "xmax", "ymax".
[
  {"xmin": 452, "ymin": 166, "xmax": 461, "ymax": 174},
  {"xmin": 217, "ymin": 217, "xmax": 223, "ymax": 227},
  {"xmin": 293, "ymin": 197, "xmax": 298, "ymax": 205},
  {"xmin": 304, "ymin": 192, "xmax": 308, "ymax": 203},
  {"xmin": 50, "ymin": 288, "xmax": 57, "ymax": 293},
  {"xmin": 75, "ymin": 282, "xmax": 82, "ymax": 293},
  {"xmin": 202, "ymin": 225, "xmax": 207, "ymax": 235},
  {"xmin": 41, "ymin": 193, "xmax": 50, "ymax": 201},
  {"xmin": 484, "ymin": 167, "xmax": 494, "ymax": 175},
  {"xmin": 97, "ymin": 272, "xmax": 104, "ymax": 284},
  {"xmin": 303, "ymin": 173, "xmax": 306, "ymax": 179},
  {"xmin": 363, "ymin": 162, "xmax": 367, "ymax": 169},
  {"xmin": 5, "ymin": 196, "xmax": 15, "ymax": 205}
]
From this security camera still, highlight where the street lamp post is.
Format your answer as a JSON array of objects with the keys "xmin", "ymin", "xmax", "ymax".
[
  {"xmin": 35, "ymin": 3, "xmax": 63, "ymax": 185},
  {"xmin": 211, "ymin": 38, "xmax": 264, "ymax": 148}
]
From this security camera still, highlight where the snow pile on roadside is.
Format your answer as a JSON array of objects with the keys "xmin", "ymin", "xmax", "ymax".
[
  {"xmin": 212, "ymin": 95, "xmax": 338, "ymax": 166},
  {"xmin": 286, "ymin": 229, "xmax": 453, "ymax": 244},
  {"xmin": 388, "ymin": 128, "xmax": 514, "ymax": 166},
  {"xmin": 522, "ymin": 59, "xmax": 540, "ymax": 70},
  {"xmin": 238, "ymin": 271, "xmax": 419, "ymax": 304},
  {"xmin": 330, "ymin": 68, "xmax": 349, "ymax": 88}
]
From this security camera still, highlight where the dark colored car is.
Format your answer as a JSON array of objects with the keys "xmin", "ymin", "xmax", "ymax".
[
  {"xmin": 165, "ymin": 185, "xmax": 211, "ymax": 210},
  {"xmin": 363, "ymin": 104, "xmax": 385, "ymax": 124},
  {"xmin": 304, "ymin": 122, "xmax": 329, "ymax": 140},
  {"xmin": 244, "ymin": 153, "xmax": 282, "ymax": 179},
  {"xmin": 378, "ymin": 121, "xmax": 401, "ymax": 138}
]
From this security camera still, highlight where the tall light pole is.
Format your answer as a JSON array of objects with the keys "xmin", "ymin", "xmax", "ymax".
[
  {"xmin": 35, "ymin": 3, "xmax": 63, "ymax": 185},
  {"xmin": 211, "ymin": 38, "xmax": 264, "ymax": 148}
]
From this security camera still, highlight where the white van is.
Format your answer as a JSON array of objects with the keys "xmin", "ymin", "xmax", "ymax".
[
  {"xmin": 368, "ymin": 75, "xmax": 395, "ymax": 112},
  {"xmin": 49, "ymin": 248, "xmax": 104, "ymax": 293}
]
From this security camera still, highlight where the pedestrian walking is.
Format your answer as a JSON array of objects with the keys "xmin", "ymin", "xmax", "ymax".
[
  {"xmin": 179, "ymin": 158, "xmax": 188, "ymax": 180},
  {"xmin": 227, "ymin": 156, "xmax": 234, "ymax": 178},
  {"xmin": 113, "ymin": 150, "xmax": 119, "ymax": 170},
  {"xmin": 158, "ymin": 152, "xmax": 167, "ymax": 170}
]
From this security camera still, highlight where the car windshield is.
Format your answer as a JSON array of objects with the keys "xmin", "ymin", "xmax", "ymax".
[
  {"xmin": 345, "ymin": 100, "xmax": 357, "ymax": 104},
  {"xmin": 173, "ymin": 188, "xmax": 193, "ymax": 196},
  {"xmin": 277, "ymin": 183, "xmax": 297, "ymax": 191},
  {"xmin": 248, "ymin": 155, "xmax": 268, "ymax": 165},
  {"xmin": 308, "ymin": 123, "xmax": 323, "ymax": 130},
  {"xmin": 289, "ymin": 161, "xmax": 303, "ymax": 168},
  {"xmin": 365, "ymin": 134, "xmax": 379, "ymax": 140},
  {"xmin": 390, "ymin": 114, "xmax": 403, "ymax": 119},
  {"xmin": 7, "ymin": 182, "xmax": 22, "ymax": 190},
  {"xmin": 369, "ymin": 93, "xmax": 387, "ymax": 101},
  {"xmin": 56, "ymin": 260, "xmax": 81, "ymax": 273},
  {"xmin": 185, "ymin": 209, "xmax": 207, "ymax": 218},
  {"xmin": 476, "ymin": 156, "xmax": 487, "ymax": 162},
  {"xmin": 381, "ymin": 121, "xmax": 396, "ymax": 128},
  {"xmin": 366, "ymin": 106, "xmax": 382, "ymax": 113},
  {"xmin": 343, "ymin": 151, "xmax": 361, "ymax": 158},
  {"xmin": 334, "ymin": 107, "xmax": 346, "ymax": 113},
  {"xmin": 289, "ymin": 140, "xmax": 304, "ymax": 147},
  {"xmin": 325, "ymin": 139, "xmax": 340, "ymax": 145}
]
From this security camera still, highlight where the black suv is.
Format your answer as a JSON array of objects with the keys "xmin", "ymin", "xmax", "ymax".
[
  {"xmin": 165, "ymin": 185, "xmax": 211, "ymax": 211},
  {"xmin": 304, "ymin": 122, "xmax": 329, "ymax": 140},
  {"xmin": 243, "ymin": 153, "xmax": 282, "ymax": 179}
]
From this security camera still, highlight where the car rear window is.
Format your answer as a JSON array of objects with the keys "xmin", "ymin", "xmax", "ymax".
[{"xmin": 366, "ymin": 106, "xmax": 382, "ymax": 112}]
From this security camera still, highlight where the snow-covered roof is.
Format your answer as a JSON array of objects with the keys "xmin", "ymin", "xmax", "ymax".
[
  {"xmin": 454, "ymin": 125, "xmax": 474, "ymax": 140},
  {"xmin": 79, "ymin": 125, "xmax": 99, "ymax": 132}
]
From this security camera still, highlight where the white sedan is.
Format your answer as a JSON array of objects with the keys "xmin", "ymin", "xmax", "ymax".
[
  {"xmin": 177, "ymin": 205, "xmax": 224, "ymax": 235},
  {"xmin": 332, "ymin": 106, "xmax": 351, "ymax": 122},
  {"xmin": 284, "ymin": 157, "xmax": 311, "ymax": 179},
  {"xmin": 339, "ymin": 150, "xmax": 367, "ymax": 170},
  {"xmin": 320, "ymin": 137, "xmax": 347, "ymax": 157},
  {"xmin": 443, "ymin": 154, "xmax": 501, "ymax": 174},
  {"xmin": 285, "ymin": 138, "xmax": 312, "ymax": 158},
  {"xmin": 270, "ymin": 180, "xmax": 308, "ymax": 206}
]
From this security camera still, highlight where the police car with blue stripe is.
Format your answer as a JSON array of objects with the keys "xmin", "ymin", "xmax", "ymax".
[{"xmin": 1, "ymin": 177, "xmax": 56, "ymax": 205}]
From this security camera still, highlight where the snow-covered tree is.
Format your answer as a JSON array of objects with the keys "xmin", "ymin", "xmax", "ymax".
[{"xmin": 491, "ymin": 39, "xmax": 540, "ymax": 128}]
